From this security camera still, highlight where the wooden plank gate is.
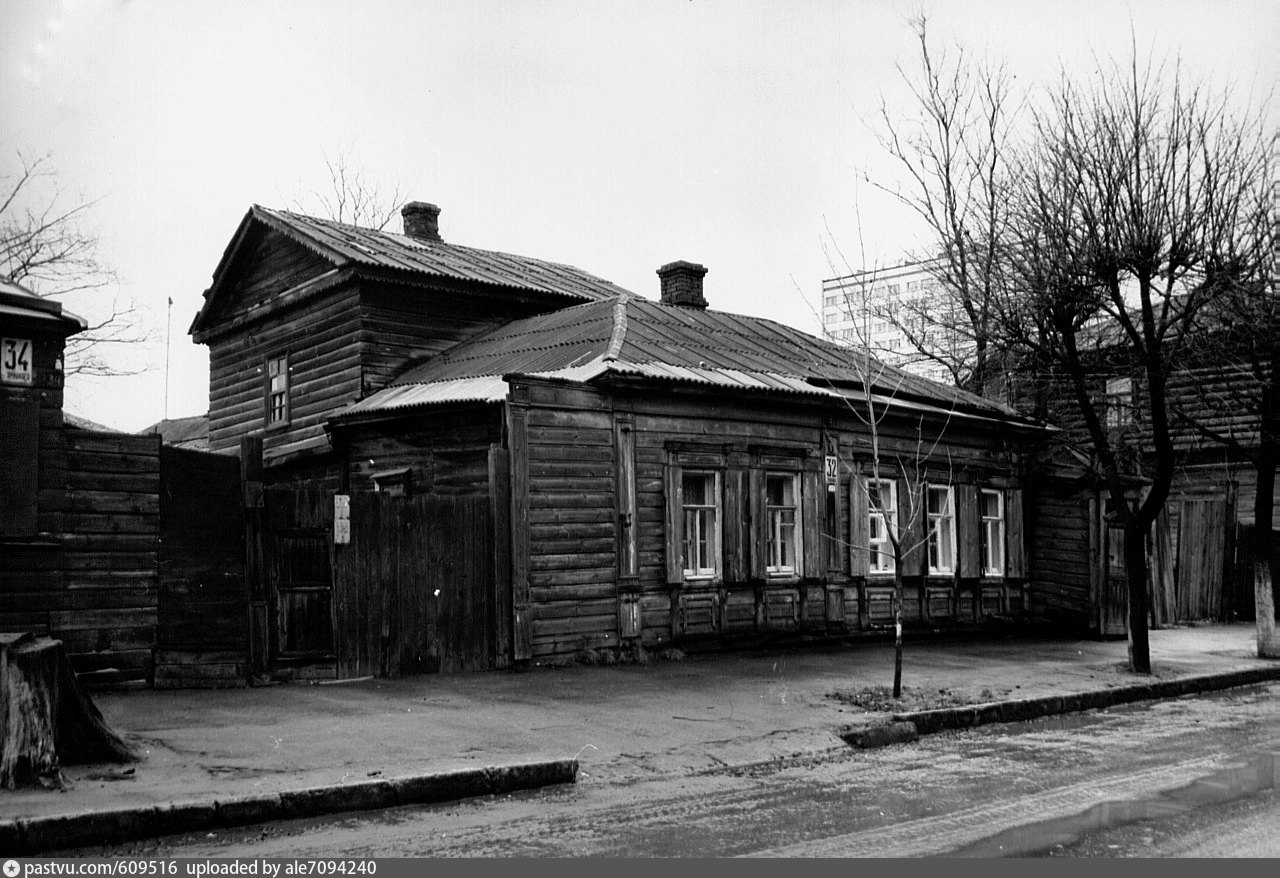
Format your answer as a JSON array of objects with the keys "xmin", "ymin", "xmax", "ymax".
[
  {"xmin": 250, "ymin": 487, "xmax": 501, "ymax": 678},
  {"xmin": 155, "ymin": 446, "xmax": 247, "ymax": 687},
  {"xmin": 332, "ymin": 493, "xmax": 497, "ymax": 677},
  {"xmin": 1173, "ymin": 497, "xmax": 1232, "ymax": 622}
]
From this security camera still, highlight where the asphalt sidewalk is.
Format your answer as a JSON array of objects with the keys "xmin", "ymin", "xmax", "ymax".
[{"xmin": 3, "ymin": 623, "xmax": 1278, "ymax": 854}]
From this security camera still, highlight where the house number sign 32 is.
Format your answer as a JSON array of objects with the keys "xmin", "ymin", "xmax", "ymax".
[{"xmin": 2, "ymin": 338, "xmax": 33, "ymax": 386}]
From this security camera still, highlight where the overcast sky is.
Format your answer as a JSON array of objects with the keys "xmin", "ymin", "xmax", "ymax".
[{"xmin": 3, "ymin": 0, "xmax": 1276, "ymax": 431}]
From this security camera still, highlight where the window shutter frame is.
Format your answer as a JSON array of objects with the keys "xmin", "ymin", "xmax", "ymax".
[
  {"xmin": 957, "ymin": 483, "xmax": 980, "ymax": 578},
  {"xmin": 748, "ymin": 467, "xmax": 766, "ymax": 580},
  {"xmin": 723, "ymin": 468, "xmax": 747, "ymax": 582},
  {"xmin": 801, "ymin": 468, "xmax": 822, "ymax": 577},
  {"xmin": 900, "ymin": 476, "xmax": 924, "ymax": 577},
  {"xmin": 849, "ymin": 472, "xmax": 869, "ymax": 577},
  {"xmin": 1006, "ymin": 487, "xmax": 1027, "ymax": 578},
  {"xmin": 664, "ymin": 457, "xmax": 683, "ymax": 584}
]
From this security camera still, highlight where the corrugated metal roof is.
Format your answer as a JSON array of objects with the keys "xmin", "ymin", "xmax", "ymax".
[
  {"xmin": 341, "ymin": 376, "xmax": 510, "ymax": 417},
  {"xmin": 335, "ymin": 295, "xmax": 1039, "ymax": 426},
  {"xmin": 255, "ymin": 207, "xmax": 634, "ymax": 302}
]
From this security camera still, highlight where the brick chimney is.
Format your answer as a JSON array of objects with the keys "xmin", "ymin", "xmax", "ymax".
[
  {"xmin": 401, "ymin": 202, "xmax": 441, "ymax": 242},
  {"xmin": 657, "ymin": 261, "xmax": 708, "ymax": 309}
]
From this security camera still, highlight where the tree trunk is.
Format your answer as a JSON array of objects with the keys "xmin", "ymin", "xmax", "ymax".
[
  {"xmin": 0, "ymin": 633, "xmax": 138, "ymax": 789},
  {"xmin": 1122, "ymin": 518, "xmax": 1152, "ymax": 674},
  {"xmin": 1254, "ymin": 442, "xmax": 1278, "ymax": 658},
  {"xmin": 892, "ymin": 576, "xmax": 904, "ymax": 698}
]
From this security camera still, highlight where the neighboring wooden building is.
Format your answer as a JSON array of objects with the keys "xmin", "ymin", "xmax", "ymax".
[
  {"xmin": 995, "ymin": 335, "xmax": 1276, "ymax": 633},
  {"xmin": 191, "ymin": 208, "xmax": 1048, "ymax": 674},
  {"xmin": 0, "ymin": 280, "xmax": 164, "ymax": 686}
]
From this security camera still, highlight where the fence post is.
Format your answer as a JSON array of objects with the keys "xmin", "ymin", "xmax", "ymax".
[
  {"xmin": 489, "ymin": 445, "xmax": 512, "ymax": 669},
  {"xmin": 241, "ymin": 436, "xmax": 268, "ymax": 677}
]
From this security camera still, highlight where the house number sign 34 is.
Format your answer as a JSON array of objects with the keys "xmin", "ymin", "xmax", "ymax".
[{"xmin": 2, "ymin": 338, "xmax": 33, "ymax": 386}]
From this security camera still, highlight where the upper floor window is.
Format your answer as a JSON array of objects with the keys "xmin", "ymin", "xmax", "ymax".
[
  {"xmin": 1104, "ymin": 377, "xmax": 1133, "ymax": 428},
  {"xmin": 926, "ymin": 485, "xmax": 956, "ymax": 575},
  {"xmin": 681, "ymin": 471, "xmax": 721, "ymax": 579},
  {"xmin": 266, "ymin": 354, "xmax": 290, "ymax": 426},
  {"xmin": 765, "ymin": 473, "xmax": 801, "ymax": 576},
  {"xmin": 980, "ymin": 489, "xmax": 1005, "ymax": 576},
  {"xmin": 867, "ymin": 478, "xmax": 897, "ymax": 574}
]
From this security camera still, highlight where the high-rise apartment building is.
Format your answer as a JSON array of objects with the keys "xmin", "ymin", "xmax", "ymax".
[{"xmin": 821, "ymin": 259, "xmax": 965, "ymax": 385}]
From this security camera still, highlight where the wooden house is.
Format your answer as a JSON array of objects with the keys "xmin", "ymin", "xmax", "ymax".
[
  {"xmin": 189, "ymin": 204, "xmax": 1050, "ymax": 675},
  {"xmin": 997, "ymin": 331, "xmax": 1276, "ymax": 635}
]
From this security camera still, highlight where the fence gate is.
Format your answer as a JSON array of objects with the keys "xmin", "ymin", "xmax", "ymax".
[
  {"xmin": 271, "ymin": 529, "xmax": 333, "ymax": 657},
  {"xmin": 259, "ymin": 488, "xmax": 335, "ymax": 676},
  {"xmin": 1174, "ymin": 498, "xmax": 1230, "ymax": 622},
  {"xmin": 333, "ymin": 492, "xmax": 496, "ymax": 677}
]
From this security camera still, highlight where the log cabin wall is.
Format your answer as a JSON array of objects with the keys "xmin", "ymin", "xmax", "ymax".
[
  {"xmin": 1025, "ymin": 471, "xmax": 1095, "ymax": 632},
  {"xmin": 507, "ymin": 382, "xmax": 620, "ymax": 663},
  {"xmin": 204, "ymin": 283, "xmax": 363, "ymax": 465},
  {"xmin": 507, "ymin": 378, "xmax": 1033, "ymax": 665},
  {"xmin": 344, "ymin": 405, "xmax": 503, "ymax": 497},
  {"xmin": 358, "ymin": 280, "xmax": 552, "ymax": 395}
]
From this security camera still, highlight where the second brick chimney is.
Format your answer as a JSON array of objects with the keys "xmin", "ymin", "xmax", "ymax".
[
  {"xmin": 657, "ymin": 261, "xmax": 708, "ymax": 309},
  {"xmin": 401, "ymin": 202, "xmax": 441, "ymax": 242}
]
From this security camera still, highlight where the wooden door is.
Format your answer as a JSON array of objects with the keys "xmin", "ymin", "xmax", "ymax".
[
  {"xmin": 1101, "ymin": 523, "xmax": 1129, "ymax": 637},
  {"xmin": 271, "ymin": 529, "xmax": 334, "ymax": 657},
  {"xmin": 1175, "ymin": 499, "xmax": 1228, "ymax": 622}
]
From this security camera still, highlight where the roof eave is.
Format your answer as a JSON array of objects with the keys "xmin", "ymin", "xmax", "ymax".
[{"xmin": 191, "ymin": 206, "xmax": 352, "ymax": 337}]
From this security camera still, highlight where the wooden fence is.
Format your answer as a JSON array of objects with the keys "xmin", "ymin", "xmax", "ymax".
[
  {"xmin": 0, "ymin": 430, "xmax": 162, "ymax": 686},
  {"xmin": 332, "ymin": 492, "xmax": 497, "ymax": 677},
  {"xmin": 155, "ymin": 446, "xmax": 247, "ymax": 687}
]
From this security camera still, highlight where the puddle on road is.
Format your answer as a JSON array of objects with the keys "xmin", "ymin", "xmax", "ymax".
[{"xmin": 948, "ymin": 751, "xmax": 1278, "ymax": 857}]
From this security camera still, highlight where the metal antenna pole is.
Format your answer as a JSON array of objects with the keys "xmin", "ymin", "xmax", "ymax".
[{"xmin": 164, "ymin": 296, "xmax": 172, "ymax": 420}]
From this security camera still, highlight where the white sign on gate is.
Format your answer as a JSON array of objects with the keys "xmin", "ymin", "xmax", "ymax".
[{"xmin": 334, "ymin": 494, "xmax": 351, "ymax": 545}]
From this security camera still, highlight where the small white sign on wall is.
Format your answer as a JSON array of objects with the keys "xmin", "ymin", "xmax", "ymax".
[
  {"xmin": 2, "ymin": 338, "xmax": 33, "ymax": 386},
  {"xmin": 334, "ymin": 493, "xmax": 351, "ymax": 545}
]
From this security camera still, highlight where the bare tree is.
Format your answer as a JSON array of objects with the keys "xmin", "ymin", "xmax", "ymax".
[
  {"xmin": 816, "ymin": 199, "xmax": 957, "ymax": 698},
  {"xmin": 286, "ymin": 144, "xmax": 404, "ymax": 230},
  {"xmin": 0, "ymin": 150, "xmax": 147, "ymax": 377},
  {"xmin": 865, "ymin": 13, "xmax": 1019, "ymax": 393},
  {"xmin": 994, "ymin": 53, "xmax": 1275, "ymax": 672}
]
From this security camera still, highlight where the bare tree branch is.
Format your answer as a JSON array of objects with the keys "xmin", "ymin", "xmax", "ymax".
[
  {"xmin": 0, "ymin": 149, "xmax": 149, "ymax": 378},
  {"xmin": 285, "ymin": 144, "xmax": 405, "ymax": 231}
]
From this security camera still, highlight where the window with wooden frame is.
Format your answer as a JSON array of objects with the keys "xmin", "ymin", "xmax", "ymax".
[
  {"xmin": 765, "ymin": 472, "xmax": 801, "ymax": 576},
  {"xmin": 926, "ymin": 485, "xmax": 956, "ymax": 575},
  {"xmin": 265, "ymin": 353, "xmax": 290, "ymax": 427},
  {"xmin": 681, "ymin": 470, "xmax": 722, "ymax": 579},
  {"xmin": 979, "ymin": 488, "xmax": 1005, "ymax": 576},
  {"xmin": 1104, "ymin": 376, "xmax": 1134, "ymax": 429},
  {"xmin": 867, "ymin": 478, "xmax": 897, "ymax": 574}
]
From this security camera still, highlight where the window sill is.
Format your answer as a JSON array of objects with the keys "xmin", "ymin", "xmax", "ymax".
[{"xmin": 682, "ymin": 574, "xmax": 719, "ymax": 584}]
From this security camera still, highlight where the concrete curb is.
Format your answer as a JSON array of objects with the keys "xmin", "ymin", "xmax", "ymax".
[
  {"xmin": 1, "ymin": 759, "xmax": 577, "ymax": 855},
  {"xmin": 840, "ymin": 666, "xmax": 1280, "ymax": 749},
  {"xmin": 840, "ymin": 721, "xmax": 919, "ymax": 749}
]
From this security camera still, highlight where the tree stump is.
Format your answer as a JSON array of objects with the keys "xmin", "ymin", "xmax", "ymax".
[{"xmin": 1, "ymin": 632, "xmax": 139, "ymax": 790}]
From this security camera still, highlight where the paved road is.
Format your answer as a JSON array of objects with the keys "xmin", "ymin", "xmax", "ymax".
[
  {"xmin": 1039, "ymin": 788, "xmax": 1278, "ymax": 857},
  {"xmin": 82, "ymin": 683, "xmax": 1279, "ymax": 858}
]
